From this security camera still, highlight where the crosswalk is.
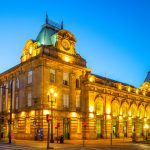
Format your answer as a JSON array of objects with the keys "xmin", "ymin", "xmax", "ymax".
[{"xmin": 0, "ymin": 143, "xmax": 44, "ymax": 150}]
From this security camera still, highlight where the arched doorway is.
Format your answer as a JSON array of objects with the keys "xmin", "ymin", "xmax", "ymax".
[
  {"xmin": 112, "ymin": 100, "xmax": 120, "ymax": 138},
  {"xmin": 95, "ymin": 97, "xmax": 104, "ymax": 138},
  {"xmin": 122, "ymin": 102, "xmax": 129, "ymax": 137}
]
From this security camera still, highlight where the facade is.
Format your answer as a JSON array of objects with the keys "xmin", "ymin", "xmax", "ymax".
[{"xmin": 0, "ymin": 16, "xmax": 150, "ymax": 141}]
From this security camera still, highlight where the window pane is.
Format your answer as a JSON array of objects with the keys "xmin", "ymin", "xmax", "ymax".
[
  {"xmin": 63, "ymin": 94, "xmax": 69, "ymax": 108},
  {"xmin": 28, "ymin": 70, "xmax": 32, "ymax": 84}
]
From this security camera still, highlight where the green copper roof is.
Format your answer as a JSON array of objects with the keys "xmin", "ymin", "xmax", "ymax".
[
  {"xmin": 36, "ymin": 14, "xmax": 63, "ymax": 46},
  {"xmin": 36, "ymin": 25, "xmax": 57, "ymax": 45}
]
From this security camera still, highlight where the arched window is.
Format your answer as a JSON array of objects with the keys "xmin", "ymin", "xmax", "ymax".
[
  {"xmin": 95, "ymin": 97, "xmax": 104, "ymax": 115},
  {"xmin": 139, "ymin": 105, "xmax": 145, "ymax": 119},
  {"xmin": 122, "ymin": 102, "xmax": 129, "ymax": 117},
  {"xmin": 112, "ymin": 100, "xmax": 120, "ymax": 117},
  {"xmin": 130, "ymin": 104, "xmax": 137, "ymax": 118}
]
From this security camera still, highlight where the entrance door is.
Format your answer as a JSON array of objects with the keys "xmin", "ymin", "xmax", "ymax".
[
  {"xmin": 96, "ymin": 119, "xmax": 102, "ymax": 138},
  {"xmin": 112, "ymin": 120, "xmax": 118, "ymax": 138},
  {"xmin": 132, "ymin": 122, "xmax": 135, "ymax": 137},
  {"xmin": 63, "ymin": 118, "xmax": 70, "ymax": 139},
  {"xmin": 139, "ymin": 122, "xmax": 143, "ymax": 137}
]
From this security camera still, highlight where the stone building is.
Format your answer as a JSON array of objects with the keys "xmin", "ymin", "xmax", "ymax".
[{"xmin": 0, "ymin": 15, "xmax": 150, "ymax": 141}]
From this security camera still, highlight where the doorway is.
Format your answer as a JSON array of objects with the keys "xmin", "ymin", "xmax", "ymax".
[
  {"xmin": 123, "ymin": 121, "xmax": 127, "ymax": 137},
  {"xmin": 112, "ymin": 120, "xmax": 118, "ymax": 138},
  {"xmin": 63, "ymin": 118, "xmax": 70, "ymax": 139},
  {"xmin": 96, "ymin": 119, "xmax": 103, "ymax": 138}
]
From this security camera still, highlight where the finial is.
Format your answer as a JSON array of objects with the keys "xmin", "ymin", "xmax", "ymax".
[
  {"xmin": 46, "ymin": 12, "xmax": 48, "ymax": 24},
  {"xmin": 61, "ymin": 20, "xmax": 64, "ymax": 29}
]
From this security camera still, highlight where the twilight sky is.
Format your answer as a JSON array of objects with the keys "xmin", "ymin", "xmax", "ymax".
[{"xmin": 0, "ymin": 0, "xmax": 150, "ymax": 87}]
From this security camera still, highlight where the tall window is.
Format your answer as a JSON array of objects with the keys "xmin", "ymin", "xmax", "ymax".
[
  {"xmin": 76, "ymin": 78, "xmax": 80, "ymax": 88},
  {"xmin": 16, "ymin": 96, "xmax": 18, "ymax": 109},
  {"xmin": 76, "ymin": 95, "xmax": 80, "ymax": 108},
  {"xmin": 27, "ymin": 92, "xmax": 32, "ymax": 106},
  {"xmin": 50, "ymin": 69, "xmax": 55, "ymax": 82},
  {"xmin": 16, "ymin": 77, "xmax": 19, "ymax": 89},
  {"xmin": 63, "ymin": 72, "xmax": 69, "ymax": 86},
  {"xmin": 28, "ymin": 70, "xmax": 32, "ymax": 84},
  {"xmin": 63, "ymin": 94, "xmax": 69, "ymax": 108}
]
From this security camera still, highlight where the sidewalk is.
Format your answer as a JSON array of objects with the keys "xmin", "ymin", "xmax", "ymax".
[{"xmin": 1, "ymin": 138, "xmax": 133, "ymax": 149}]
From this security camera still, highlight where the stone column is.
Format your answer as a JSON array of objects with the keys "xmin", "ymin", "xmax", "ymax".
[
  {"xmin": 103, "ymin": 114, "xmax": 112, "ymax": 138},
  {"xmin": 135, "ymin": 119, "xmax": 140, "ymax": 139},
  {"xmin": 118, "ymin": 116, "xmax": 124, "ymax": 138},
  {"xmin": 127, "ymin": 118, "xmax": 132, "ymax": 137}
]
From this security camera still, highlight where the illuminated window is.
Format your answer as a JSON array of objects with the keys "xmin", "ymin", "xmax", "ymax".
[
  {"xmin": 76, "ymin": 95, "xmax": 80, "ymax": 108},
  {"xmin": 63, "ymin": 72, "xmax": 69, "ymax": 86},
  {"xmin": 16, "ymin": 96, "xmax": 18, "ymax": 109},
  {"xmin": 63, "ymin": 94, "xmax": 69, "ymax": 108},
  {"xmin": 28, "ymin": 70, "xmax": 32, "ymax": 84},
  {"xmin": 27, "ymin": 92, "xmax": 32, "ymax": 106},
  {"xmin": 50, "ymin": 69, "xmax": 55, "ymax": 82}
]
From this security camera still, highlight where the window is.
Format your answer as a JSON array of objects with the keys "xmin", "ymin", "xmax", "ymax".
[
  {"xmin": 50, "ymin": 69, "xmax": 55, "ymax": 82},
  {"xmin": 28, "ymin": 70, "xmax": 32, "ymax": 84},
  {"xmin": 16, "ymin": 96, "xmax": 18, "ymax": 109},
  {"xmin": 27, "ymin": 92, "xmax": 32, "ymax": 106},
  {"xmin": 16, "ymin": 77, "xmax": 19, "ymax": 89},
  {"xmin": 76, "ymin": 78, "xmax": 80, "ymax": 88},
  {"xmin": 76, "ymin": 95, "xmax": 80, "ymax": 108},
  {"xmin": 63, "ymin": 72, "xmax": 69, "ymax": 85},
  {"xmin": 63, "ymin": 94, "xmax": 69, "ymax": 108}
]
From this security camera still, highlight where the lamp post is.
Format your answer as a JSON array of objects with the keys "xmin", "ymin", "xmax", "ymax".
[
  {"xmin": 9, "ymin": 80, "xmax": 13, "ymax": 144},
  {"xmin": 48, "ymin": 88, "xmax": 57, "ymax": 143},
  {"xmin": 0, "ymin": 80, "xmax": 13, "ymax": 144}
]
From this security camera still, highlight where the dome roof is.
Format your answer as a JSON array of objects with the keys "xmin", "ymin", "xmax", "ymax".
[
  {"xmin": 36, "ymin": 25, "xmax": 57, "ymax": 45},
  {"xmin": 36, "ymin": 14, "xmax": 63, "ymax": 46}
]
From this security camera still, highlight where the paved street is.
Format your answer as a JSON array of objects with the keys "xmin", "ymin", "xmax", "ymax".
[{"xmin": 0, "ymin": 139, "xmax": 150, "ymax": 150}]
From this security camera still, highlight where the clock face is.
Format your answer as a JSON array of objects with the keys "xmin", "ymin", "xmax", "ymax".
[{"xmin": 62, "ymin": 39, "xmax": 70, "ymax": 51}]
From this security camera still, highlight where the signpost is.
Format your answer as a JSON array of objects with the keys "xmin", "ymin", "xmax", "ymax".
[{"xmin": 46, "ymin": 114, "xmax": 52, "ymax": 149}]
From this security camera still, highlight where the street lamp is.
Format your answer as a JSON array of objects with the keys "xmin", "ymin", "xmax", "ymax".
[
  {"xmin": 0, "ymin": 80, "xmax": 13, "ymax": 144},
  {"xmin": 48, "ymin": 88, "xmax": 57, "ymax": 143}
]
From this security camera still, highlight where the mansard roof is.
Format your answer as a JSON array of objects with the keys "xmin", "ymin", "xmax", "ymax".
[{"xmin": 36, "ymin": 14, "xmax": 63, "ymax": 46}]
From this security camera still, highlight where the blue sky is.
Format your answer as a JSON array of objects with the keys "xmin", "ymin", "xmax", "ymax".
[{"xmin": 0, "ymin": 0, "xmax": 150, "ymax": 87}]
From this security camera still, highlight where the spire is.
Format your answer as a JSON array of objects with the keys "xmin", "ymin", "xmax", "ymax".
[
  {"xmin": 61, "ymin": 20, "xmax": 64, "ymax": 29},
  {"xmin": 144, "ymin": 71, "xmax": 150, "ymax": 82},
  {"xmin": 45, "ymin": 12, "xmax": 48, "ymax": 24}
]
